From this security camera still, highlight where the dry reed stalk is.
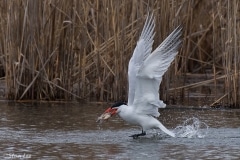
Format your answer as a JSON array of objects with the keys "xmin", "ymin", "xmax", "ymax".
[{"xmin": 0, "ymin": 0, "xmax": 239, "ymax": 107}]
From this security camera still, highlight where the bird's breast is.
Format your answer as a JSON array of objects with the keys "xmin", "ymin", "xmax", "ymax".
[{"xmin": 118, "ymin": 107, "xmax": 140, "ymax": 125}]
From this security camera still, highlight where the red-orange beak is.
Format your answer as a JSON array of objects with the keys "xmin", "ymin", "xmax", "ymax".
[
  {"xmin": 97, "ymin": 107, "xmax": 118, "ymax": 123},
  {"xmin": 104, "ymin": 107, "xmax": 117, "ymax": 116}
]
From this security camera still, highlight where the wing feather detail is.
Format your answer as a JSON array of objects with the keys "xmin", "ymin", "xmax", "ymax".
[
  {"xmin": 137, "ymin": 26, "xmax": 182, "ymax": 80},
  {"xmin": 127, "ymin": 12, "xmax": 182, "ymax": 117},
  {"xmin": 133, "ymin": 26, "xmax": 182, "ymax": 117},
  {"xmin": 127, "ymin": 13, "xmax": 155, "ymax": 105}
]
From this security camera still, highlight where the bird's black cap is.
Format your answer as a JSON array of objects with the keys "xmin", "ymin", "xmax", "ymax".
[{"xmin": 111, "ymin": 102, "xmax": 127, "ymax": 108}]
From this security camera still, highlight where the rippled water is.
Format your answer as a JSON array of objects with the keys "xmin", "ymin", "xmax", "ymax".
[{"xmin": 0, "ymin": 102, "xmax": 239, "ymax": 159}]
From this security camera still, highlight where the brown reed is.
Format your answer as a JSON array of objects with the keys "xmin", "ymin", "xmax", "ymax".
[{"xmin": 0, "ymin": 0, "xmax": 239, "ymax": 107}]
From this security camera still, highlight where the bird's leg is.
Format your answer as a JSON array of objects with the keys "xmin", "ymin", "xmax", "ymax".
[{"xmin": 129, "ymin": 130, "xmax": 146, "ymax": 139}]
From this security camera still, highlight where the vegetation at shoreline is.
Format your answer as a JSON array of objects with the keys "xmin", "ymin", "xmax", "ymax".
[{"xmin": 0, "ymin": 0, "xmax": 239, "ymax": 107}]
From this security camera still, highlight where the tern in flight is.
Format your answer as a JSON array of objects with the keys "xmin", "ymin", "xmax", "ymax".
[{"xmin": 97, "ymin": 13, "xmax": 182, "ymax": 138}]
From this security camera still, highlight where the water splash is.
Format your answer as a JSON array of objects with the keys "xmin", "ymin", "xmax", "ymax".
[{"xmin": 174, "ymin": 117, "xmax": 209, "ymax": 138}]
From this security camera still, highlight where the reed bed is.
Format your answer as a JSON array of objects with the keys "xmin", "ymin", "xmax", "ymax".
[{"xmin": 0, "ymin": 0, "xmax": 239, "ymax": 107}]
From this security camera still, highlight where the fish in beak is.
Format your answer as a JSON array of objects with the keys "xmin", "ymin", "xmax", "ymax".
[{"xmin": 96, "ymin": 107, "xmax": 118, "ymax": 123}]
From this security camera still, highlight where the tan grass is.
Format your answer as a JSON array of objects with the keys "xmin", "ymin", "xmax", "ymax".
[{"xmin": 0, "ymin": 0, "xmax": 239, "ymax": 107}]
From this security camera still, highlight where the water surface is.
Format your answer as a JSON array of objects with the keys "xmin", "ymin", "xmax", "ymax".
[{"xmin": 0, "ymin": 102, "xmax": 239, "ymax": 159}]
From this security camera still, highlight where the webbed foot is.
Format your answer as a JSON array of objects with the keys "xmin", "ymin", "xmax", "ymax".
[{"xmin": 129, "ymin": 131, "xmax": 146, "ymax": 139}]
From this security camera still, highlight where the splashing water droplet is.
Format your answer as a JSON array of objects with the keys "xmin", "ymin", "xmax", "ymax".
[{"xmin": 174, "ymin": 117, "xmax": 209, "ymax": 138}]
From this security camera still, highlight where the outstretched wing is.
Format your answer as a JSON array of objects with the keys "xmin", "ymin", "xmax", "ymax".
[
  {"xmin": 133, "ymin": 26, "xmax": 182, "ymax": 117},
  {"xmin": 128, "ymin": 13, "xmax": 155, "ymax": 105}
]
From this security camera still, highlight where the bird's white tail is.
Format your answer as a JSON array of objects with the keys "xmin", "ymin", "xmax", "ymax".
[{"xmin": 158, "ymin": 121, "xmax": 175, "ymax": 137}]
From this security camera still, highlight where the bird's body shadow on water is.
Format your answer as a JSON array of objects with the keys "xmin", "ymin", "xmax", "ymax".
[{"xmin": 0, "ymin": 102, "xmax": 240, "ymax": 159}]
